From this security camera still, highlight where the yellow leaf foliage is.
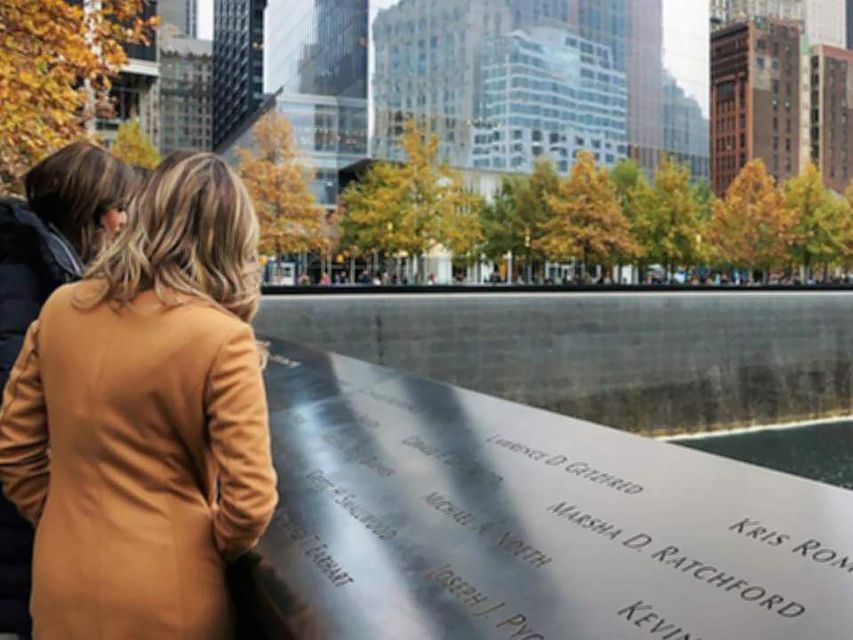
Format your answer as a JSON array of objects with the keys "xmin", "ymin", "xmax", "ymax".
[
  {"xmin": 340, "ymin": 119, "xmax": 483, "ymax": 260},
  {"xmin": 236, "ymin": 111, "xmax": 327, "ymax": 255},
  {"xmin": 632, "ymin": 156, "xmax": 707, "ymax": 270},
  {"xmin": 111, "ymin": 120, "xmax": 160, "ymax": 169},
  {"xmin": 536, "ymin": 150, "xmax": 638, "ymax": 267},
  {"xmin": 0, "ymin": 0, "xmax": 157, "ymax": 192},
  {"xmin": 708, "ymin": 159, "xmax": 792, "ymax": 273}
]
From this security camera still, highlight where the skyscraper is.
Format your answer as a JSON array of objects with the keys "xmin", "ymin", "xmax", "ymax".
[
  {"xmin": 507, "ymin": 0, "xmax": 568, "ymax": 28},
  {"xmin": 371, "ymin": 0, "xmax": 513, "ymax": 166},
  {"xmin": 711, "ymin": 0, "xmax": 845, "ymax": 47},
  {"xmin": 212, "ymin": 0, "xmax": 267, "ymax": 150},
  {"xmin": 711, "ymin": 0, "xmax": 802, "ymax": 26},
  {"xmin": 471, "ymin": 27, "xmax": 628, "ymax": 173},
  {"xmin": 569, "ymin": 0, "xmax": 664, "ymax": 174},
  {"xmin": 95, "ymin": 0, "xmax": 160, "ymax": 147},
  {"xmin": 159, "ymin": 0, "xmax": 198, "ymax": 38},
  {"xmin": 241, "ymin": 0, "xmax": 708, "ymax": 199},
  {"xmin": 810, "ymin": 45, "xmax": 853, "ymax": 191},
  {"xmin": 562, "ymin": 1, "xmax": 664, "ymax": 173},
  {"xmin": 260, "ymin": 0, "xmax": 370, "ymax": 209},
  {"xmin": 159, "ymin": 35, "xmax": 212, "ymax": 154},
  {"xmin": 663, "ymin": 76, "xmax": 710, "ymax": 178},
  {"xmin": 710, "ymin": 18, "xmax": 802, "ymax": 194}
]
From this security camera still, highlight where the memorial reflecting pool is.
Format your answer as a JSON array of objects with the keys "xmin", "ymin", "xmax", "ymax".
[{"xmin": 674, "ymin": 421, "xmax": 853, "ymax": 490}]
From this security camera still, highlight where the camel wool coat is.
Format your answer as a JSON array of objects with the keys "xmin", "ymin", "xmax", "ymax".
[{"xmin": 0, "ymin": 281, "xmax": 278, "ymax": 639}]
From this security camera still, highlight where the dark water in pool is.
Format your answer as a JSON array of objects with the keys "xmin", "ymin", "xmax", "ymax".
[{"xmin": 674, "ymin": 421, "xmax": 853, "ymax": 490}]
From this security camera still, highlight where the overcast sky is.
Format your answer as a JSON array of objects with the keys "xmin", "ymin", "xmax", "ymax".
[
  {"xmin": 198, "ymin": 0, "xmax": 709, "ymax": 115},
  {"xmin": 198, "ymin": 0, "xmax": 213, "ymax": 39}
]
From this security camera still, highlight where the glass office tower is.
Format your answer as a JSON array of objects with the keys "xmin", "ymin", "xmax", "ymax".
[
  {"xmin": 470, "ymin": 27, "xmax": 628, "ymax": 173},
  {"xmin": 264, "ymin": 0, "xmax": 369, "ymax": 207},
  {"xmin": 260, "ymin": 0, "xmax": 710, "ymax": 206}
]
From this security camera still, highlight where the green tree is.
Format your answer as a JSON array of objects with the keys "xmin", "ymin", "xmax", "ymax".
[
  {"xmin": 610, "ymin": 158, "xmax": 643, "ymax": 208},
  {"xmin": 537, "ymin": 150, "xmax": 638, "ymax": 277},
  {"xmin": 633, "ymin": 156, "xmax": 706, "ymax": 276},
  {"xmin": 339, "ymin": 161, "xmax": 412, "ymax": 259},
  {"xmin": 480, "ymin": 159, "xmax": 559, "ymax": 279},
  {"xmin": 785, "ymin": 163, "xmax": 845, "ymax": 278},
  {"xmin": 610, "ymin": 158, "xmax": 650, "ymax": 274},
  {"xmin": 693, "ymin": 177, "xmax": 715, "ymax": 223},
  {"xmin": 480, "ymin": 176, "xmax": 523, "ymax": 262},
  {"xmin": 708, "ymin": 159, "xmax": 792, "ymax": 281},
  {"xmin": 340, "ymin": 119, "xmax": 483, "ymax": 278},
  {"xmin": 111, "ymin": 119, "xmax": 160, "ymax": 169}
]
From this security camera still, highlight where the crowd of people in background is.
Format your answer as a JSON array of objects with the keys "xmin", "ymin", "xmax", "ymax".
[{"xmin": 265, "ymin": 268, "xmax": 853, "ymax": 288}]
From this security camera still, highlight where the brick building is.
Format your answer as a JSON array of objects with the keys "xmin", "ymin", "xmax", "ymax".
[
  {"xmin": 711, "ymin": 18, "xmax": 803, "ymax": 194},
  {"xmin": 810, "ymin": 45, "xmax": 853, "ymax": 192}
]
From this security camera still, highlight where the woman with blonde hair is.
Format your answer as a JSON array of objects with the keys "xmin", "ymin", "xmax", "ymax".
[{"xmin": 0, "ymin": 154, "xmax": 278, "ymax": 639}]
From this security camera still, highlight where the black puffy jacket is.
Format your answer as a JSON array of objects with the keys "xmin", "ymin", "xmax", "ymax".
[{"xmin": 0, "ymin": 198, "xmax": 82, "ymax": 636}]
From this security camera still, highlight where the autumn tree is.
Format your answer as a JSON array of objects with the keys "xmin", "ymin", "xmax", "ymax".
[
  {"xmin": 537, "ymin": 150, "xmax": 638, "ymax": 277},
  {"xmin": 0, "ymin": 0, "xmax": 157, "ymax": 191},
  {"xmin": 785, "ymin": 163, "xmax": 844, "ymax": 278},
  {"xmin": 339, "ymin": 162, "xmax": 410, "ymax": 258},
  {"xmin": 397, "ymin": 120, "xmax": 483, "ymax": 263},
  {"xmin": 111, "ymin": 120, "xmax": 160, "ymax": 169},
  {"xmin": 632, "ymin": 156, "xmax": 706, "ymax": 276},
  {"xmin": 340, "ymin": 119, "xmax": 483, "ymax": 278},
  {"xmin": 708, "ymin": 159, "xmax": 792, "ymax": 281},
  {"xmin": 480, "ymin": 159, "xmax": 559, "ymax": 278},
  {"xmin": 609, "ymin": 158, "xmax": 651, "ymax": 277},
  {"xmin": 610, "ymin": 158, "xmax": 643, "ymax": 211},
  {"xmin": 237, "ymin": 111, "xmax": 327, "ymax": 256}
]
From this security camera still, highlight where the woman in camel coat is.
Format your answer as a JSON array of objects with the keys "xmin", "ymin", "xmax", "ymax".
[{"xmin": 0, "ymin": 154, "xmax": 278, "ymax": 639}]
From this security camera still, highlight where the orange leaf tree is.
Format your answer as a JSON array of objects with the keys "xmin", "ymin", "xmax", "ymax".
[
  {"xmin": 0, "ymin": 0, "xmax": 157, "ymax": 191},
  {"xmin": 236, "ymin": 111, "xmax": 327, "ymax": 256},
  {"xmin": 536, "ymin": 150, "xmax": 638, "ymax": 277},
  {"xmin": 708, "ymin": 159, "xmax": 792, "ymax": 280}
]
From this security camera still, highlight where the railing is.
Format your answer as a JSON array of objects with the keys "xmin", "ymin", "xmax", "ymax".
[{"xmin": 263, "ymin": 282, "xmax": 853, "ymax": 295}]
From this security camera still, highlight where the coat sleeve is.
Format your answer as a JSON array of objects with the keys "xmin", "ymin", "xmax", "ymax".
[
  {"xmin": 0, "ymin": 262, "xmax": 45, "ymax": 393},
  {"xmin": 0, "ymin": 321, "xmax": 49, "ymax": 527},
  {"xmin": 205, "ymin": 323, "xmax": 278, "ymax": 562}
]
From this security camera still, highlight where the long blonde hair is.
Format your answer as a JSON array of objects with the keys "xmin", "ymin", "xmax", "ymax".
[{"xmin": 81, "ymin": 153, "xmax": 261, "ymax": 322}]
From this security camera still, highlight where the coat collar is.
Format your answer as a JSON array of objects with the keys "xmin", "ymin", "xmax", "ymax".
[{"xmin": 1, "ymin": 197, "xmax": 84, "ymax": 280}]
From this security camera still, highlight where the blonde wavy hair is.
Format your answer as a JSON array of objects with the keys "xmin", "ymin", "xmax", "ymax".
[{"xmin": 81, "ymin": 153, "xmax": 261, "ymax": 323}]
